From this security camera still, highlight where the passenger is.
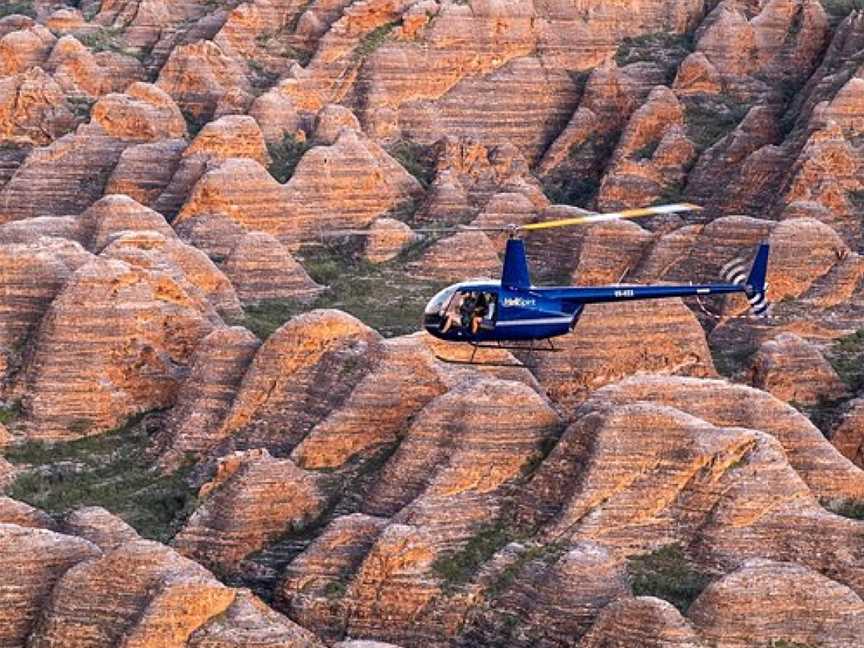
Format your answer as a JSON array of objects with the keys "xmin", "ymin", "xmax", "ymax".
[
  {"xmin": 471, "ymin": 293, "xmax": 488, "ymax": 334},
  {"xmin": 440, "ymin": 292, "xmax": 465, "ymax": 333}
]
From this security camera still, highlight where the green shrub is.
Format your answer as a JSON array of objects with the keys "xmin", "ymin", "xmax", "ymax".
[
  {"xmin": 820, "ymin": 0, "xmax": 864, "ymax": 16},
  {"xmin": 822, "ymin": 497, "xmax": 864, "ymax": 520},
  {"xmin": 683, "ymin": 96, "xmax": 751, "ymax": 151},
  {"xmin": 267, "ymin": 133, "xmax": 312, "ymax": 183},
  {"xmin": 827, "ymin": 328, "xmax": 864, "ymax": 393},
  {"xmin": 615, "ymin": 32, "xmax": 693, "ymax": 83},
  {"xmin": 388, "ymin": 139, "xmax": 435, "ymax": 189},
  {"xmin": 432, "ymin": 520, "xmax": 515, "ymax": 590},
  {"xmin": 0, "ymin": 1, "xmax": 36, "ymax": 18},
  {"xmin": 627, "ymin": 544, "xmax": 711, "ymax": 613},
  {"xmin": 353, "ymin": 22, "xmax": 397, "ymax": 60},
  {"xmin": 6, "ymin": 415, "xmax": 197, "ymax": 543},
  {"xmin": 0, "ymin": 401, "xmax": 22, "ymax": 425}
]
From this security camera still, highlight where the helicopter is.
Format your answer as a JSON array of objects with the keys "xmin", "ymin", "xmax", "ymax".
[{"xmin": 417, "ymin": 203, "xmax": 770, "ymax": 366}]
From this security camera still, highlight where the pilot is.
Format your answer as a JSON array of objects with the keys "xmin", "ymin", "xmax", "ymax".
[
  {"xmin": 460, "ymin": 292, "xmax": 478, "ymax": 331},
  {"xmin": 440, "ymin": 292, "xmax": 465, "ymax": 333}
]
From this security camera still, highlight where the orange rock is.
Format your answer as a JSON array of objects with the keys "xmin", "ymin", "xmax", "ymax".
[
  {"xmin": 689, "ymin": 560, "xmax": 864, "ymax": 647},
  {"xmin": 29, "ymin": 538, "xmax": 235, "ymax": 647},
  {"xmin": 831, "ymin": 398, "xmax": 864, "ymax": 470},
  {"xmin": 104, "ymin": 138, "xmax": 187, "ymax": 206},
  {"xmin": 248, "ymin": 88, "xmax": 303, "ymax": 144},
  {"xmin": 173, "ymin": 449, "xmax": 329, "ymax": 574},
  {"xmin": 176, "ymin": 129, "xmax": 422, "ymax": 248},
  {"xmin": 189, "ymin": 589, "xmax": 326, "ymax": 647},
  {"xmin": 79, "ymin": 193, "xmax": 177, "ymax": 251},
  {"xmin": 45, "ymin": 7, "xmax": 87, "ymax": 33},
  {"xmin": 281, "ymin": 513, "xmax": 388, "ymax": 640},
  {"xmin": 363, "ymin": 217, "xmax": 418, "ymax": 263},
  {"xmin": 673, "ymin": 52, "xmax": 723, "ymax": 95},
  {"xmin": 407, "ymin": 231, "xmax": 500, "ymax": 283},
  {"xmin": 585, "ymin": 375, "xmax": 864, "ymax": 503},
  {"xmin": 90, "ymin": 81, "xmax": 187, "ymax": 142},
  {"xmin": 61, "ymin": 506, "xmax": 139, "ymax": 551},
  {"xmin": 100, "ymin": 230, "xmax": 243, "ymax": 318},
  {"xmin": 471, "ymin": 541, "xmax": 631, "ymax": 646},
  {"xmin": 216, "ymin": 310, "xmax": 383, "ymax": 454},
  {"xmin": 572, "ymin": 220, "xmax": 653, "ymax": 286},
  {"xmin": 0, "ymin": 523, "xmax": 100, "ymax": 647},
  {"xmin": 597, "ymin": 86, "xmax": 696, "ymax": 210},
  {"xmin": 0, "ymin": 22, "xmax": 56, "ymax": 76},
  {"xmin": 20, "ymin": 257, "xmax": 216, "ymax": 439},
  {"xmin": 0, "ymin": 66, "xmax": 75, "ymax": 146},
  {"xmin": 364, "ymin": 378, "xmax": 560, "ymax": 517},
  {"xmin": 184, "ymin": 114, "xmax": 270, "ymax": 167},
  {"xmin": 530, "ymin": 297, "xmax": 715, "ymax": 410},
  {"xmin": 290, "ymin": 335, "xmax": 450, "ymax": 471},
  {"xmin": 156, "ymin": 39, "xmax": 252, "ymax": 120},
  {"xmin": 0, "ymin": 497, "xmax": 57, "ymax": 530},
  {"xmin": 0, "ymin": 239, "xmax": 91, "ymax": 385},
  {"xmin": 580, "ymin": 597, "xmax": 703, "ymax": 648},
  {"xmin": 222, "ymin": 231, "xmax": 322, "ymax": 304},
  {"xmin": 46, "ymin": 34, "xmax": 145, "ymax": 99},
  {"xmin": 749, "ymin": 332, "xmax": 847, "ymax": 405},
  {"xmin": 156, "ymin": 326, "xmax": 260, "ymax": 470}
]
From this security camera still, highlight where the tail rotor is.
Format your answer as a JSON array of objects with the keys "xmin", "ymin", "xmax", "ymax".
[{"xmin": 721, "ymin": 244, "xmax": 772, "ymax": 319}]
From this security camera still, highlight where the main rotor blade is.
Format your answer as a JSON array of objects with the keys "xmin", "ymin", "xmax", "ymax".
[
  {"xmin": 519, "ymin": 203, "xmax": 703, "ymax": 232},
  {"xmin": 317, "ymin": 224, "xmax": 510, "ymax": 237}
]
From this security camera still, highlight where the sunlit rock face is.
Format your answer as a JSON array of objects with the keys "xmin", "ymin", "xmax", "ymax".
[{"xmin": 4, "ymin": 1, "xmax": 864, "ymax": 647}]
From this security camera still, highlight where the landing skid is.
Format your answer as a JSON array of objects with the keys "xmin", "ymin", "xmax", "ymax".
[{"xmin": 434, "ymin": 339, "xmax": 559, "ymax": 368}]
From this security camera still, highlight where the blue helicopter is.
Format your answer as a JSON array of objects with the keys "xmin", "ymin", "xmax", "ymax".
[{"xmin": 420, "ymin": 203, "xmax": 770, "ymax": 365}]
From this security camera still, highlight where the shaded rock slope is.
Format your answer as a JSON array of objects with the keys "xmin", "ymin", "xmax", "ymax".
[{"xmin": 3, "ymin": 0, "xmax": 864, "ymax": 646}]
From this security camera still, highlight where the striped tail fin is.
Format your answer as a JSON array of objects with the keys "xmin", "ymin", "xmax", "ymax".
[{"xmin": 721, "ymin": 244, "xmax": 771, "ymax": 318}]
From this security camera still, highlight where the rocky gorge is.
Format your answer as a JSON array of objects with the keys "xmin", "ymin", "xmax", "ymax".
[{"xmin": 2, "ymin": 0, "xmax": 864, "ymax": 646}]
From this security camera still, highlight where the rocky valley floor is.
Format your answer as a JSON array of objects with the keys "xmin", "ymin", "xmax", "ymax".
[{"xmin": 4, "ymin": 0, "xmax": 864, "ymax": 646}]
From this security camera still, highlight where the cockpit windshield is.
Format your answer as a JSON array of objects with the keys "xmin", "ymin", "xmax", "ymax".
[{"xmin": 424, "ymin": 286, "xmax": 458, "ymax": 315}]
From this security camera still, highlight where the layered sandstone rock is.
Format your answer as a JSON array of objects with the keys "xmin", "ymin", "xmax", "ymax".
[
  {"xmin": 530, "ymin": 297, "xmax": 715, "ymax": 410},
  {"xmin": 363, "ymin": 218, "xmax": 418, "ymax": 263},
  {"xmin": 100, "ymin": 230, "xmax": 243, "ymax": 318},
  {"xmin": 156, "ymin": 39, "xmax": 252, "ymax": 120},
  {"xmin": 749, "ymin": 332, "xmax": 847, "ymax": 404},
  {"xmin": 469, "ymin": 541, "xmax": 631, "ymax": 647},
  {"xmin": 407, "ymin": 231, "xmax": 501, "ymax": 282},
  {"xmin": 580, "ymin": 597, "xmax": 703, "ymax": 648},
  {"xmin": 79, "ymin": 193, "xmax": 176, "ymax": 251},
  {"xmin": 189, "ymin": 590, "xmax": 326, "ymax": 647},
  {"xmin": 0, "ymin": 523, "xmax": 100, "ymax": 647},
  {"xmin": 28, "ymin": 538, "xmax": 236, "ymax": 647},
  {"xmin": 214, "ymin": 310, "xmax": 383, "ymax": 455},
  {"xmin": 46, "ymin": 34, "xmax": 145, "ymax": 99},
  {"xmin": 157, "ymin": 326, "xmax": 260, "ymax": 469},
  {"xmin": 831, "ymin": 398, "xmax": 864, "ymax": 470},
  {"xmin": 281, "ymin": 513, "xmax": 389, "ymax": 640},
  {"xmin": 103, "ymin": 139, "xmax": 187, "ymax": 207},
  {"xmin": 689, "ymin": 560, "xmax": 864, "ymax": 648},
  {"xmin": 0, "ymin": 497, "xmax": 56, "ymax": 530},
  {"xmin": 61, "ymin": 506, "xmax": 139, "ymax": 551},
  {"xmin": 20, "ymin": 257, "xmax": 215, "ymax": 439},
  {"xmin": 581, "ymin": 375, "xmax": 864, "ymax": 502},
  {"xmin": 173, "ymin": 449, "xmax": 330, "ymax": 574},
  {"xmin": 90, "ymin": 82, "xmax": 187, "ymax": 142},
  {"xmin": 0, "ymin": 21, "xmax": 56, "ymax": 76},
  {"xmin": 175, "ymin": 128, "xmax": 422, "ymax": 248},
  {"xmin": 597, "ymin": 86, "xmax": 696, "ymax": 210},
  {"xmin": 0, "ymin": 67, "xmax": 75, "ymax": 146},
  {"xmin": 222, "ymin": 231, "xmax": 322, "ymax": 304}
]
